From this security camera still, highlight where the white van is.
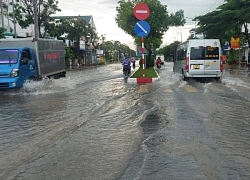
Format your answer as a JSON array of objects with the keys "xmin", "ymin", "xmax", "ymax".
[{"xmin": 173, "ymin": 39, "xmax": 223, "ymax": 81}]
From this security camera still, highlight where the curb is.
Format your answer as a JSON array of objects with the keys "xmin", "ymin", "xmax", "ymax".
[{"xmin": 127, "ymin": 68, "xmax": 161, "ymax": 84}]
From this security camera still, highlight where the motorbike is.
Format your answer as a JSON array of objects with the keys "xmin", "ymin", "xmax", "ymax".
[
  {"xmin": 156, "ymin": 63, "xmax": 161, "ymax": 69},
  {"xmin": 123, "ymin": 65, "xmax": 130, "ymax": 77}
]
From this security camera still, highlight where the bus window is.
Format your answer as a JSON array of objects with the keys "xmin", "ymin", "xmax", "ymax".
[
  {"xmin": 205, "ymin": 46, "xmax": 219, "ymax": 59},
  {"xmin": 190, "ymin": 47, "xmax": 205, "ymax": 60}
]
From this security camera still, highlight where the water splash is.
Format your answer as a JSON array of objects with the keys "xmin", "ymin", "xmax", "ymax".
[
  {"xmin": 222, "ymin": 70, "xmax": 250, "ymax": 89},
  {"xmin": 204, "ymin": 82, "xmax": 212, "ymax": 94}
]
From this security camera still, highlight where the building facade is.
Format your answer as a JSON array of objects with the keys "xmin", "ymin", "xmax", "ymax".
[{"xmin": 0, "ymin": 0, "xmax": 34, "ymax": 37}]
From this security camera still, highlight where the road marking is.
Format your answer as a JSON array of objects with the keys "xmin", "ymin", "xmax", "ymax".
[
  {"xmin": 164, "ymin": 88, "xmax": 173, "ymax": 93},
  {"xmin": 139, "ymin": 84, "xmax": 149, "ymax": 93},
  {"xmin": 136, "ymin": 22, "xmax": 147, "ymax": 33},
  {"xmin": 183, "ymin": 85, "xmax": 198, "ymax": 92}
]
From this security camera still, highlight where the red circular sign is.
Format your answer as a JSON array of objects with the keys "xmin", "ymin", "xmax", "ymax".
[{"xmin": 133, "ymin": 3, "xmax": 150, "ymax": 20}]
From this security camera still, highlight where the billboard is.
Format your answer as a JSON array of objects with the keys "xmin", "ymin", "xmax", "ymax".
[
  {"xmin": 96, "ymin": 49, "xmax": 104, "ymax": 55},
  {"xmin": 230, "ymin": 37, "xmax": 240, "ymax": 49},
  {"xmin": 136, "ymin": 45, "xmax": 154, "ymax": 56}
]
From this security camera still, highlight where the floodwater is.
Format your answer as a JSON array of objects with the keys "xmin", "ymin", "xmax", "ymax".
[{"xmin": 1, "ymin": 62, "xmax": 250, "ymax": 180}]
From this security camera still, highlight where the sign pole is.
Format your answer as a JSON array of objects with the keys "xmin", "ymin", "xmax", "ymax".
[
  {"xmin": 133, "ymin": 2, "xmax": 150, "ymax": 78},
  {"xmin": 142, "ymin": 37, "xmax": 145, "ymax": 77}
]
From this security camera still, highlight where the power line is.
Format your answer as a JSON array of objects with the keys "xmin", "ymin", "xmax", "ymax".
[
  {"xmin": 199, "ymin": 0, "xmax": 224, "ymax": 16},
  {"xmin": 58, "ymin": 2, "xmax": 115, "ymax": 14}
]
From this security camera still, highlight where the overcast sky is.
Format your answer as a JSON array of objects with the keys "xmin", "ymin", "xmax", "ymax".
[{"xmin": 57, "ymin": 0, "xmax": 224, "ymax": 48}]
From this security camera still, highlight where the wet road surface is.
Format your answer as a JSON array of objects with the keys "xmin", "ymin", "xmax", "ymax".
[{"xmin": 1, "ymin": 62, "xmax": 250, "ymax": 180}]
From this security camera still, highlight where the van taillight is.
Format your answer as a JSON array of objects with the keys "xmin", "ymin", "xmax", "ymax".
[
  {"xmin": 186, "ymin": 56, "xmax": 189, "ymax": 71},
  {"xmin": 220, "ymin": 56, "xmax": 223, "ymax": 71}
]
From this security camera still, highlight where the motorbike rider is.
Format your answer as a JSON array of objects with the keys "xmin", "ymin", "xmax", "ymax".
[
  {"xmin": 122, "ymin": 56, "xmax": 131, "ymax": 74},
  {"xmin": 156, "ymin": 57, "xmax": 162, "ymax": 66}
]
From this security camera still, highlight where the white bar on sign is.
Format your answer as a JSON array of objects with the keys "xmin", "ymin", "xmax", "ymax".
[
  {"xmin": 136, "ymin": 22, "xmax": 147, "ymax": 33},
  {"xmin": 136, "ymin": 10, "xmax": 147, "ymax": 14}
]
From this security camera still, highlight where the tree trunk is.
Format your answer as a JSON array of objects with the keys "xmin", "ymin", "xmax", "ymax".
[
  {"xmin": 244, "ymin": 23, "xmax": 250, "ymax": 48},
  {"xmin": 76, "ymin": 39, "xmax": 81, "ymax": 64},
  {"xmin": 147, "ymin": 49, "xmax": 152, "ymax": 68},
  {"xmin": 38, "ymin": 0, "xmax": 42, "ymax": 38},
  {"xmin": 144, "ymin": 44, "xmax": 153, "ymax": 68}
]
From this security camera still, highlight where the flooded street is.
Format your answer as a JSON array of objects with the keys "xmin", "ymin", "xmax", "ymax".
[{"xmin": 1, "ymin": 63, "xmax": 250, "ymax": 180}]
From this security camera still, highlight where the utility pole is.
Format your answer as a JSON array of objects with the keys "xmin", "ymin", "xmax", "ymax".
[
  {"xmin": 12, "ymin": 0, "xmax": 17, "ymax": 38},
  {"xmin": 177, "ymin": 32, "xmax": 182, "ymax": 42},
  {"xmin": 0, "ymin": 0, "xmax": 4, "ymax": 28},
  {"xmin": 33, "ymin": 0, "xmax": 39, "ymax": 40},
  {"xmin": 118, "ymin": 44, "xmax": 120, "ymax": 62}
]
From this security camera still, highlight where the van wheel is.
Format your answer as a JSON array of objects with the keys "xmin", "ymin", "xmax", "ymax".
[
  {"xmin": 182, "ymin": 71, "xmax": 185, "ymax": 81},
  {"xmin": 182, "ymin": 71, "xmax": 189, "ymax": 82},
  {"xmin": 215, "ymin": 77, "xmax": 222, "ymax": 83}
]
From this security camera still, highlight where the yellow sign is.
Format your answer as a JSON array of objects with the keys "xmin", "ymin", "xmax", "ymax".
[{"xmin": 230, "ymin": 37, "xmax": 240, "ymax": 49}]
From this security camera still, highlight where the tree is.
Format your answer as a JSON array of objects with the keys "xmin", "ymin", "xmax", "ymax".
[
  {"xmin": 64, "ymin": 18, "xmax": 94, "ymax": 59},
  {"xmin": 0, "ymin": 28, "xmax": 6, "ymax": 39},
  {"xmin": 156, "ymin": 41, "xmax": 181, "ymax": 61},
  {"xmin": 99, "ymin": 39, "xmax": 136, "ymax": 61},
  {"xmin": 195, "ymin": 0, "xmax": 250, "ymax": 46},
  {"xmin": 12, "ymin": 0, "xmax": 61, "ymax": 37},
  {"xmin": 116, "ymin": 0, "xmax": 185, "ymax": 67},
  {"xmin": 48, "ymin": 17, "xmax": 96, "ymax": 61}
]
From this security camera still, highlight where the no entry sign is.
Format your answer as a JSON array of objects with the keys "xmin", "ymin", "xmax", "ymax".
[{"xmin": 133, "ymin": 3, "xmax": 150, "ymax": 20}]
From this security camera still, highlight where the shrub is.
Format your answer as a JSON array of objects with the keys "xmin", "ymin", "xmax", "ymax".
[
  {"xmin": 98, "ymin": 61, "xmax": 106, "ymax": 65},
  {"xmin": 139, "ymin": 55, "xmax": 155, "ymax": 68},
  {"xmin": 64, "ymin": 46, "xmax": 74, "ymax": 60}
]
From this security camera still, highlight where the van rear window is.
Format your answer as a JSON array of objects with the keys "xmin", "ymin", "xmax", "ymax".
[
  {"xmin": 190, "ymin": 47, "xmax": 205, "ymax": 60},
  {"xmin": 190, "ymin": 46, "xmax": 219, "ymax": 60}
]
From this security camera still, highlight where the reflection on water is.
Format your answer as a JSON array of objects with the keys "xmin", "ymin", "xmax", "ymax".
[
  {"xmin": 1, "ymin": 63, "xmax": 250, "ymax": 179},
  {"xmin": 0, "ymin": 64, "xmax": 143, "ymax": 179}
]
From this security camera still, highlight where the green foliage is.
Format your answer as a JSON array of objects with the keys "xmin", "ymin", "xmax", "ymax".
[
  {"xmin": 130, "ymin": 67, "xmax": 158, "ymax": 78},
  {"xmin": 116, "ymin": 0, "xmax": 185, "ymax": 67},
  {"xmin": 156, "ymin": 41, "xmax": 181, "ymax": 61},
  {"xmin": 195, "ymin": 0, "xmax": 250, "ymax": 45},
  {"xmin": 99, "ymin": 40, "xmax": 136, "ymax": 61},
  {"xmin": 0, "ymin": 28, "xmax": 6, "ymax": 39},
  {"xmin": 64, "ymin": 45, "xmax": 74, "ymax": 60},
  {"xmin": 49, "ymin": 17, "xmax": 96, "ymax": 59},
  {"xmin": 138, "ymin": 55, "xmax": 154, "ymax": 68},
  {"xmin": 61, "ymin": 18, "xmax": 90, "ymax": 42},
  {"xmin": 227, "ymin": 49, "xmax": 238, "ymax": 64},
  {"xmin": 12, "ymin": 0, "xmax": 61, "ymax": 37},
  {"xmin": 98, "ymin": 61, "xmax": 106, "ymax": 65}
]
